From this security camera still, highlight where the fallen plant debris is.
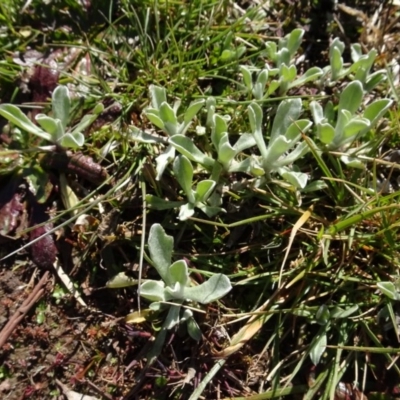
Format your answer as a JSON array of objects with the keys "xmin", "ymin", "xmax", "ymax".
[
  {"xmin": 40, "ymin": 151, "xmax": 109, "ymax": 185},
  {"xmin": 0, "ymin": 271, "xmax": 49, "ymax": 348}
]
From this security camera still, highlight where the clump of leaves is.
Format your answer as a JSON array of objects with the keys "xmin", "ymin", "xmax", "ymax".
[
  {"xmin": 310, "ymin": 80, "xmax": 392, "ymax": 168},
  {"xmin": 108, "ymin": 224, "xmax": 232, "ymax": 359},
  {"xmin": 142, "ymin": 85, "xmax": 205, "ymax": 179},
  {"xmin": 0, "ymin": 85, "xmax": 103, "ymax": 150},
  {"xmin": 141, "ymin": 224, "xmax": 231, "ymax": 338},
  {"xmin": 0, "ymin": 85, "xmax": 107, "ymax": 211}
]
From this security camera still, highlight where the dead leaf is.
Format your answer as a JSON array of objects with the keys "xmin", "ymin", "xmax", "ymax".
[
  {"xmin": 41, "ymin": 151, "xmax": 108, "ymax": 185},
  {"xmin": 278, "ymin": 205, "xmax": 313, "ymax": 287},
  {"xmin": 0, "ymin": 379, "xmax": 11, "ymax": 392},
  {"xmin": 213, "ymin": 312, "xmax": 272, "ymax": 358},
  {"xmin": 53, "ymin": 258, "xmax": 87, "ymax": 307},
  {"xmin": 125, "ymin": 309, "xmax": 154, "ymax": 324},
  {"xmin": 0, "ymin": 179, "xmax": 27, "ymax": 239},
  {"xmin": 30, "ymin": 203, "xmax": 58, "ymax": 269},
  {"xmin": 56, "ymin": 379, "xmax": 99, "ymax": 400}
]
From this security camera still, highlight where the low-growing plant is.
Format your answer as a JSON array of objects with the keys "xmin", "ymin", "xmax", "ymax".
[
  {"xmin": 240, "ymin": 29, "xmax": 323, "ymax": 98},
  {"xmin": 133, "ymin": 29, "xmax": 392, "ymax": 207},
  {"xmin": 0, "ymin": 85, "xmax": 106, "ymax": 213},
  {"xmin": 310, "ymin": 80, "xmax": 392, "ymax": 168},
  {"xmin": 144, "ymin": 155, "xmax": 225, "ymax": 220},
  {"xmin": 142, "ymin": 85, "xmax": 205, "ymax": 179},
  {"xmin": 324, "ymin": 38, "xmax": 387, "ymax": 90},
  {"xmin": 0, "ymin": 85, "xmax": 103, "ymax": 150},
  {"xmin": 246, "ymin": 99, "xmax": 311, "ymax": 188},
  {"xmin": 108, "ymin": 223, "xmax": 232, "ymax": 358},
  {"xmin": 140, "ymin": 224, "xmax": 231, "ymax": 335},
  {"xmin": 158, "ymin": 97, "xmax": 312, "ymax": 190}
]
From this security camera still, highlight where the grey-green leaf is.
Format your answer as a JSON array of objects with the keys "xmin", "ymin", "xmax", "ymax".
[
  {"xmin": 60, "ymin": 132, "xmax": 85, "ymax": 149},
  {"xmin": 52, "ymin": 85, "xmax": 70, "ymax": 131},
  {"xmin": 211, "ymin": 114, "xmax": 228, "ymax": 149},
  {"xmin": 186, "ymin": 316, "xmax": 202, "ymax": 341},
  {"xmin": 195, "ymin": 180, "xmax": 216, "ymax": 202},
  {"xmin": 148, "ymin": 224, "xmax": 174, "ymax": 285},
  {"xmin": 173, "ymin": 155, "xmax": 195, "ymax": 203},
  {"xmin": 178, "ymin": 202, "xmax": 195, "ymax": 220},
  {"xmin": 286, "ymin": 28, "xmax": 304, "ymax": 57},
  {"xmin": 364, "ymin": 99, "xmax": 392, "ymax": 125},
  {"xmin": 233, "ymin": 134, "xmax": 256, "ymax": 153},
  {"xmin": 169, "ymin": 260, "xmax": 189, "ymax": 287},
  {"xmin": 159, "ymin": 102, "xmax": 178, "ymax": 125},
  {"xmin": 240, "ymin": 65, "xmax": 253, "ymax": 91},
  {"xmin": 218, "ymin": 141, "xmax": 236, "ymax": 167},
  {"xmin": 248, "ymin": 102, "xmax": 268, "ymax": 158},
  {"xmin": 165, "ymin": 304, "xmax": 182, "ymax": 329},
  {"xmin": 377, "ymin": 281, "xmax": 400, "ymax": 301},
  {"xmin": 270, "ymin": 98, "xmax": 302, "ymax": 143},
  {"xmin": 279, "ymin": 170, "xmax": 308, "ymax": 189},
  {"xmin": 0, "ymin": 104, "xmax": 51, "ymax": 141},
  {"xmin": 318, "ymin": 122, "xmax": 335, "ymax": 144},
  {"xmin": 71, "ymin": 110, "xmax": 102, "ymax": 135},
  {"xmin": 338, "ymin": 81, "xmax": 363, "ymax": 116},
  {"xmin": 145, "ymin": 110, "xmax": 165, "ymax": 130},
  {"xmin": 170, "ymin": 135, "xmax": 215, "ymax": 167},
  {"xmin": 35, "ymin": 115, "xmax": 59, "ymax": 136},
  {"xmin": 140, "ymin": 280, "xmax": 166, "ymax": 302},
  {"xmin": 184, "ymin": 99, "xmax": 205, "ymax": 124},
  {"xmin": 149, "ymin": 85, "xmax": 167, "ymax": 109},
  {"xmin": 330, "ymin": 47, "xmax": 343, "ymax": 80},
  {"xmin": 289, "ymin": 67, "xmax": 323, "ymax": 89},
  {"xmin": 155, "ymin": 145, "xmax": 175, "ymax": 180},
  {"xmin": 184, "ymin": 274, "xmax": 232, "ymax": 304}
]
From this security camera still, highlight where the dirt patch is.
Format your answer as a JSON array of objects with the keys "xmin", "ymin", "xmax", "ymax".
[{"xmin": 0, "ymin": 267, "xmax": 146, "ymax": 399}]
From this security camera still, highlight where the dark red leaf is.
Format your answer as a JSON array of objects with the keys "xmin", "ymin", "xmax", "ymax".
[
  {"xmin": 0, "ymin": 179, "xmax": 27, "ymax": 239},
  {"xmin": 41, "ymin": 151, "xmax": 108, "ymax": 185},
  {"xmin": 29, "ymin": 203, "xmax": 57, "ymax": 269}
]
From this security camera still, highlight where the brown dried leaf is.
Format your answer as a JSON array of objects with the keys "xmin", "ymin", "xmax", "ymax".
[
  {"xmin": 29, "ymin": 203, "xmax": 58, "ymax": 269},
  {"xmin": 41, "ymin": 151, "xmax": 108, "ymax": 185},
  {"xmin": 213, "ymin": 313, "xmax": 272, "ymax": 358},
  {"xmin": 0, "ymin": 179, "xmax": 27, "ymax": 239}
]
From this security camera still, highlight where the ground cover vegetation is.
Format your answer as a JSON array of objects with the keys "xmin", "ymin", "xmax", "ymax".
[{"xmin": 0, "ymin": 0, "xmax": 400, "ymax": 399}]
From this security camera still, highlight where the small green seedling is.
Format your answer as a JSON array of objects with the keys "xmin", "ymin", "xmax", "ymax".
[
  {"xmin": 0, "ymin": 85, "xmax": 104, "ymax": 150},
  {"xmin": 310, "ymin": 303, "xmax": 359, "ymax": 366},
  {"xmin": 140, "ymin": 224, "xmax": 231, "ymax": 338},
  {"xmin": 310, "ymin": 80, "xmax": 392, "ymax": 167},
  {"xmin": 146, "ymin": 154, "xmax": 225, "ymax": 220},
  {"xmin": 240, "ymin": 29, "xmax": 322, "ymax": 98},
  {"xmin": 325, "ymin": 38, "xmax": 386, "ymax": 91},
  {"xmin": 107, "ymin": 224, "xmax": 232, "ymax": 359},
  {"xmin": 247, "ymin": 100, "xmax": 311, "ymax": 188},
  {"xmin": 142, "ymin": 85, "xmax": 205, "ymax": 179}
]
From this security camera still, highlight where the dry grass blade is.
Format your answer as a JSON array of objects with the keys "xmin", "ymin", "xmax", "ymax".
[{"xmin": 278, "ymin": 205, "xmax": 313, "ymax": 288}]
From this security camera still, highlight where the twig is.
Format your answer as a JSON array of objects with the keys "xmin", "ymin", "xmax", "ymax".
[
  {"xmin": 0, "ymin": 271, "xmax": 49, "ymax": 348},
  {"xmin": 84, "ymin": 378, "xmax": 114, "ymax": 400}
]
